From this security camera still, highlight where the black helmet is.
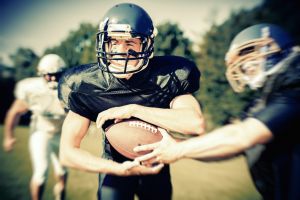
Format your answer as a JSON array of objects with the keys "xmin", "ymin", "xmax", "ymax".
[{"xmin": 96, "ymin": 3, "xmax": 157, "ymax": 75}]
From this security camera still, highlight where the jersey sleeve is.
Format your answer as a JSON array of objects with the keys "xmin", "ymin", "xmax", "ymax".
[
  {"xmin": 58, "ymin": 74, "xmax": 71, "ymax": 112},
  {"xmin": 181, "ymin": 61, "xmax": 201, "ymax": 94},
  {"xmin": 14, "ymin": 79, "xmax": 31, "ymax": 102},
  {"xmin": 253, "ymin": 92, "xmax": 300, "ymax": 138},
  {"xmin": 58, "ymin": 71, "xmax": 94, "ymax": 119},
  {"xmin": 68, "ymin": 92, "xmax": 94, "ymax": 119}
]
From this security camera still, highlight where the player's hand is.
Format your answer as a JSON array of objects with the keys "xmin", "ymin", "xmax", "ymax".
[
  {"xmin": 115, "ymin": 160, "xmax": 164, "ymax": 176},
  {"xmin": 96, "ymin": 104, "xmax": 136, "ymax": 129},
  {"xmin": 134, "ymin": 128, "xmax": 182, "ymax": 164},
  {"xmin": 3, "ymin": 137, "xmax": 16, "ymax": 152}
]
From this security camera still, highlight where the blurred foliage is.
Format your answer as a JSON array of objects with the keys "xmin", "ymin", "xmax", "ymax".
[
  {"xmin": 9, "ymin": 48, "xmax": 39, "ymax": 81},
  {"xmin": 0, "ymin": 78, "xmax": 15, "ymax": 123},
  {"xmin": 2, "ymin": 49, "xmax": 37, "ymax": 124},
  {"xmin": 44, "ymin": 23, "xmax": 98, "ymax": 68},
  {"xmin": 155, "ymin": 22, "xmax": 195, "ymax": 60}
]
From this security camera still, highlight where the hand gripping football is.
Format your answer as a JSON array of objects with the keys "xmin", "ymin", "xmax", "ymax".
[{"xmin": 105, "ymin": 119, "xmax": 163, "ymax": 159}]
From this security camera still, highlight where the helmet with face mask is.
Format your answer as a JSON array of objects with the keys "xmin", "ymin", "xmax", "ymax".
[
  {"xmin": 225, "ymin": 24, "xmax": 295, "ymax": 92},
  {"xmin": 37, "ymin": 54, "xmax": 67, "ymax": 89},
  {"xmin": 96, "ymin": 3, "xmax": 157, "ymax": 78}
]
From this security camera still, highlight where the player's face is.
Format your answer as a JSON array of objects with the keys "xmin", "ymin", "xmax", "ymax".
[
  {"xmin": 242, "ymin": 59, "xmax": 264, "ymax": 78},
  {"xmin": 43, "ymin": 72, "xmax": 63, "ymax": 89},
  {"xmin": 108, "ymin": 37, "xmax": 142, "ymax": 68},
  {"xmin": 44, "ymin": 74, "xmax": 56, "ymax": 82}
]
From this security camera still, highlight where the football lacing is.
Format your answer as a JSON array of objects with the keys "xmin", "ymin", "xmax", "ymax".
[{"xmin": 129, "ymin": 121, "xmax": 158, "ymax": 133}]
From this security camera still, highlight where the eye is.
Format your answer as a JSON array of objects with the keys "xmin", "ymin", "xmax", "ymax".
[
  {"xmin": 127, "ymin": 44, "xmax": 135, "ymax": 47},
  {"xmin": 125, "ymin": 41, "xmax": 136, "ymax": 47},
  {"xmin": 110, "ymin": 39, "xmax": 118, "ymax": 46}
]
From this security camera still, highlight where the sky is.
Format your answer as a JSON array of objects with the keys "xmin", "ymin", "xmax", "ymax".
[{"xmin": 0, "ymin": 0, "xmax": 263, "ymax": 65}]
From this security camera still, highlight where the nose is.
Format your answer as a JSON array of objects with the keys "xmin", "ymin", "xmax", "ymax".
[
  {"xmin": 44, "ymin": 74, "xmax": 50, "ymax": 81},
  {"xmin": 44, "ymin": 74, "xmax": 56, "ymax": 82}
]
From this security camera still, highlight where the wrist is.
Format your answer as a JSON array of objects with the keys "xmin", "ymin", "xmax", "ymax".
[
  {"xmin": 104, "ymin": 160, "xmax": 122, "ymax": 175},
  {"xmin": 176, "ymin": 142, "xmax": 186, "ymax": 160},
  {"xmin": 4, "ymin": 134, "xmax": 14, "ymax": 140}
]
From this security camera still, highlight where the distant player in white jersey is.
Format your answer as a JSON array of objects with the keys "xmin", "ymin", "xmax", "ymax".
[{"xmin": 3, "ymin": 54, "xmax": 68, "ymax": 200}]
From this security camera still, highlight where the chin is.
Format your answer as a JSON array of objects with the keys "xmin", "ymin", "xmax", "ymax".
[{"xmin": 47, "ymin": 82, "xmax": 58, "ymax": 89}]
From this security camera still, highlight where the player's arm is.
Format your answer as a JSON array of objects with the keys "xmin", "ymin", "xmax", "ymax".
[
  {"xmin": 3, "ymin": 99, "xmax": 29, "ymax": 152},
  {"xmin": 135, "ymin": 117, "xmax": 273, "ymax": 163},
  {"xmin": 178, "ymin": 118, "xmax": 272, "ymax": 159},
  {"xmin": 60, "ymin": 110, "xmax": 115, "ymax": 172},
  {"xmin": 134, "ymin": 94, "xmax": 204, "ymax": 135},
  {"xmin": 60, "ymin": 111, "xmax": 163, "ymax": 175},
  {"xmin": 96, "ymin": 94, "xmax": 204, "ymax": 135}
]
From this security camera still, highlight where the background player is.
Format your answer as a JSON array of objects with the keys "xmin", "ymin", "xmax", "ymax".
[{"xmin": 3, "ymin": 54, "xmax": 68, "ymax": 200}]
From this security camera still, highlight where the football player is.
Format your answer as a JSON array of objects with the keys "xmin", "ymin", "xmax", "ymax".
[
  {"xmin": 3, "ymin": 54, "xmax": 68, "ymax": 200},
  {"xmin": 58, "ymin": 3, "xmax": 205, "ymax": 200},
  {"xmin": 135, "ymin": 24, "xmax": 300, "ymax": 200}
]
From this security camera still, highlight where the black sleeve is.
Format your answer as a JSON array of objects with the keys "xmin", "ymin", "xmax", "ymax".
[
  {"xmin": 58, "ymin": 70, "xmax": 93, "ymax": 119},
  {"xmin": 253, "ymin": 93, "xmax": 300, "ymax": 138},
  {"xmin": 58, "ymin": 74, "xmax": 71, "ymax": 112},
  {"xmin": 69, "ymin": 92, "xmax": 94, "ymax": 120},
  {"xmin": 181, "ymin": 62, "xmax": 201, "ymax": 94}
]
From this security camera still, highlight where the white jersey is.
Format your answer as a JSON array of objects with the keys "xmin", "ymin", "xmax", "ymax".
[{"xmin": 15, "ymin": 77, "xmax": 66, "ymax": 135}]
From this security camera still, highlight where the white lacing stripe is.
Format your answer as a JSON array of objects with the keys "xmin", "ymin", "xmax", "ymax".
[{"xmin": 129, "ymin": 121, "xmax": 157, "ymax": 133}]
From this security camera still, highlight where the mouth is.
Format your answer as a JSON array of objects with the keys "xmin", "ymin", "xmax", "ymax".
[
  {"xmin": 110, "ymin": 58, "xmax": 126, "ymax": 66},
  {"xmin": 110, "ymin": 56, "xmax": 139, "ymax": 67}
]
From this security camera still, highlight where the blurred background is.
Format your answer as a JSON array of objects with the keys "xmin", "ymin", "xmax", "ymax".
[{"xmin": 1, "ymin": 0, "xmax": 299, "ymax": 199}]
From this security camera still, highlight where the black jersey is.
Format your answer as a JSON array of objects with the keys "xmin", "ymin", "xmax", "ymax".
[
  {"xmin": 58, "ymin": 56, "xmax": 200, "ymax": 123},
  {"xmin": 58, "ymin": 55, "xmax": 200, "ymax": 199},
  {"xmin": 59, "ymin": 55, "xmax": 200, "ymax": 161},
  {"xmin": 248, "ymin": 54, "xmax": 300, "ymax": 200}
]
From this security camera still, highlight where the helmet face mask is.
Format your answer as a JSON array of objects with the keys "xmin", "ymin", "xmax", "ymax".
[
  {"xmin": 96, "ymin": 3, "xmax": 156, "ymax": 77},
  {"xmin": 43, "ymin": 71, "xmax": 65, "ymax": 89},
  {"xmin": 225, "ymin": 24, "xmax": 294, "ymax": 92},
  {"xmin": 226, "ymin": 36, "xmax": 281, "ymax": 92}
]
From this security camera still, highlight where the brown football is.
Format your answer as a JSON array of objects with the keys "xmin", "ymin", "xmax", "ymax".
[{"xmin": 105, "ymin": 119, "xmax": 163, "ymax": 159}]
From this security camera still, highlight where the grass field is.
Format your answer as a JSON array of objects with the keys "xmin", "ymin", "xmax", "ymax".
[{"xmin": 0, "ymin": 125, "xmax": 262, "ymax": 200}]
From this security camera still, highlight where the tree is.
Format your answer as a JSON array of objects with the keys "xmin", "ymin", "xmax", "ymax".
[
  {"xmin": 9, "ymin": 48, "xmax": 39, "ymax": 81},
  {"xmin": 155, "ymin": 22, "xmax": 195, "ymax": 61},
  {"xmin": 44, "ymin": 23, "xmax": 97, "ymax": 68}
]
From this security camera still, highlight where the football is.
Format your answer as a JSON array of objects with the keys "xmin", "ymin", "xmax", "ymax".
[{"xmin": 105, "ymin": 119, "xmax": 163, "ymax": 159}]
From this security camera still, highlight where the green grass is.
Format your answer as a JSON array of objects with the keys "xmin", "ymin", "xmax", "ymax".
[{"xmin": 0, "ymin": 125, "xmax": 261, "ymax": 200}]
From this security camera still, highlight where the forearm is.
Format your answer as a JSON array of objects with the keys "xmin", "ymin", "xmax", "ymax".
[
  {"xmin": 177, "ymin": 124, "xmax": 249, "ymax": 160},
  {"xmin": 132, "ymin": 104, "xmax": 204, "ymax": 135},
  {"xmin": 4, "ymin": 110, "xmax": 21, "ymax": 138},
  {"xmin": 60, "ymin": 146, "xmax": 119, "ymax": 174},
  {"xmin": 4, "ymin": 99, "xmax": 28, "ymax": 139},
  {"xmin": 60, "ymin": 111, "xmax": 122, "ymax": 174}
]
